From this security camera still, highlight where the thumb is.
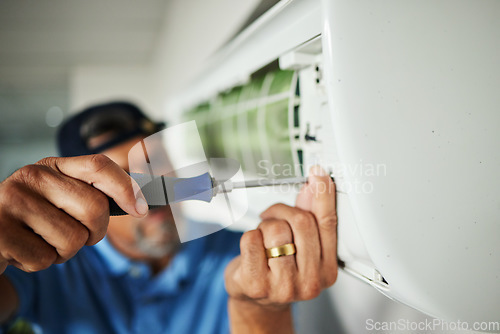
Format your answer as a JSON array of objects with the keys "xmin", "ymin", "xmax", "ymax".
[
  {"xmin": 308, "ymin": 165, "xmax": 336, "ymax": 225},
  {"xmin": 296, "ymin": 165, "xmax": 334, "ymax": 212}
]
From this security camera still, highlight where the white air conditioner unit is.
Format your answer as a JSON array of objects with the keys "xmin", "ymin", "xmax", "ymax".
[{"xmin": 167, "ymin": 0, "xmax": 500, "ymax": 327}]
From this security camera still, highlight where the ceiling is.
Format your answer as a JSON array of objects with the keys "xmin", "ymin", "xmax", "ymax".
[{"xmin": 0, "ymin": 0, "xmax": 168, "ymax": 143}]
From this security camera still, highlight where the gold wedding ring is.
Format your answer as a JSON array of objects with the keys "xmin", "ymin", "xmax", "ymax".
[{"xmin": 265, "ymin": 243, "xmax": 296, "ymax": 259}]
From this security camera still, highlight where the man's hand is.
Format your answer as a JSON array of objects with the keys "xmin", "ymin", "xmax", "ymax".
[
  {"xmin": 225, "ymin": 166, "xmax": 337, "ymax": 333},
  {"xmin": 0, "ymin": 154, "xmax": 147, "ymax": 275}
]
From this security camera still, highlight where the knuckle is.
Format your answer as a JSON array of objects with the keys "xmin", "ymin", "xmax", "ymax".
[
  {"xmin": 13, "ymin": 164, "xmax": 55, "ymax": 192},
  {"xmin": 261, "ymin": 203, "xmax": 282, "ymax": 216},
  {"xmin": 319, "ymin": 215, "xmax": 338, "ymax": 232},
  {"xmin": 322, "ymin": 269, "xmax": 338, "ymax": 287},
  {"xmin": 240, "ymin": 230, "xmax": 261, "ymax": 250},
  {"xmin": 260, "ymin": 220, "xmax": 292, "ymax": 245},
  {"xmin": 90, "ymin": 192, "xmax": 109, "ymax": 214},
  {"xmin": 81, "ymin": 192, "xmax": 108, "ymax": 222},
  {"xmin": 28, "ymin": 249, "xmax": 57, "ymax": 272},
  {"xmin": 59, "ymin": 225, "xmax": 89, "ymax": 257},
  {"xmin": 261, "ymin": 219, "xmax": 290, "ymax": 236},
  {"xmin": 0, "ymin": 180, "xmax": 22, "ymax": 205},
  {"xmin": 79, "ymin": 193, "xmax": 108, "ymax": 244},
  {"xmin": 243, "ymin": 261, "xmax": 263, "ymax": 281},
  {"xmin": 246, "ymin": 281, "xmax": 268, "ymax": 300},
  {"xmin": 39, "ymin": 249, "xmax": 58, "ymax": 269},
  {"xmin": 16, "ymin": 164, "xmax": 42, "ymax": 184},
  {"xmin": 291, "ymin": 211, "xmax": 315, "ymax": 229},
  {"xmin": 300, "ymin": 280, "xmax": 322, "ymax": 300},
  {"xmin": 0, "ymin": 249, "xmax": 13, "ymax": 263},
  {"xmin": 269, "ymin": 203, "xmax": 287, "ymax": 211},
  {"xmin": 274, "ymin": 282, "xmax": 295, "ymax": 304},
  {"xmin": 87, "ymin": 154, "xmax": 113, "ymax": 174},
  {"xmin": 36, "ymin": 157, "xmax": 57, "ymax": 168},
  {"xmin": 223, "ymin": 262, "xmax": 237, "ymax": 285}
]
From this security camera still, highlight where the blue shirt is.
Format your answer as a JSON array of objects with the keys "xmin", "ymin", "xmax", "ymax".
[{"xmin": 3, "ymin": 226, "xmax": 242, "ymax": 334}]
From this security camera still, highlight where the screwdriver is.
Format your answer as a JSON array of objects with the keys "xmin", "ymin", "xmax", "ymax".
[
  {"xmin": 108, "ymin": 173, "xmax": 312, "ymax": 216},
  {"xmin": 216, "ymin": 176, "xmax": 308, "ymax": 193}
]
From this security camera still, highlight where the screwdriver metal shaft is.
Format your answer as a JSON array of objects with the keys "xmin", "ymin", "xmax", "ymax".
[{"xmin": 231, "ymin": 176, "xmax": 309, "ymax": 189}]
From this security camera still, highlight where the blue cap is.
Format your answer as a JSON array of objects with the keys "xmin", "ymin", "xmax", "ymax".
[{"xmin": 57, "ymin": 101, "xmax": 165, "ymax": 157}]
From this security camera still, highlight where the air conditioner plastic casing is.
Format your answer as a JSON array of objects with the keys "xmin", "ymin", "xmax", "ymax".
[{"xmin": 167, "ymin": 0, "xmax": 500, "ymax": 325}]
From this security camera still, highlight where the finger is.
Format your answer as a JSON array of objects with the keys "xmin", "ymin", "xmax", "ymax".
[
  {"xmin": 308, "ymin": 165, "xmax": 338, "ymax": 285},
  {"xmin": 240, "ymin": 229, "xmax": 269, "ymax": 278},
  {"xmin": 38, "ymin": 155, "xmax": 147, "ymax": 218},
  {"xmin": 295, "ymin": 182, "xmax": 313, "ymax": 211},
  {"xmin": 9, "ymin": 185, "xmax": 90, "ymax": 260},
  {"xmin": 224, "ymin": 256, "xmax": 244, "ymax": 298},
  {"xmin": 258, "ymin": 219, "xmax": 298, "ymax": 304},
  {"xmin": 16, "ymin": 165, "xmax": 109, "ymax": 245},
  {"xmin": 21, "ymin": 166, "xmax": 114, "ymax": 245},
  {"xmin": 260, "ymin": 204, "xmax": 321, "ymax": 281},
  {"xmin": 257, "ymin": 219, "xmax": 296, "ymax": 278},
  {"xmin": 0, "ymin": 222, "xmax": 57, "ymax": 272},
  {"xmin": 225, "ymin": 230, "xmax": 270, "ymax": 301}
]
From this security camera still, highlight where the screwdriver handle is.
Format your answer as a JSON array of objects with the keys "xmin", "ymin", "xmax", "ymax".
[
  {"xmin": 107, "ymin": 198, "xmax": 167, "ymax": 216},
  {"xmin": 107, "ymin": 172, "xmax": 214, "ymax": 216},
  {"xmin": 108, "ymin": 196, "xmax": 126, "ymax": 216}
]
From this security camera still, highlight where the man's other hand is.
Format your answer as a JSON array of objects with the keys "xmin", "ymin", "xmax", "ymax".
[
  {"xmin": 0, "ymin": 154, "xmax": 147, "ymax": 274},
  {"xmin": 225, "ymin": 166, "xmax": 337, "ymax": 333}
]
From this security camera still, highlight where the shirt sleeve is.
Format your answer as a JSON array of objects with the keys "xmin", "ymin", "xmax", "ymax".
[{"xmin": 2, "ymin": 266, "xmax": 38, "ymax": 321}]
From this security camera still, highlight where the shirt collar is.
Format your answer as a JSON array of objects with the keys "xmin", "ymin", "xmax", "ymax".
[
  {"xmin": 93, "ymin": 222, "xmax": 211, "ymax": 283},
  {"xmin": 148, "ymin": 234, "xmax": 207, "ymax": 295},
  {"xmin": 94, "ymin": 236, "xmax": 133, "ymax": 276}
]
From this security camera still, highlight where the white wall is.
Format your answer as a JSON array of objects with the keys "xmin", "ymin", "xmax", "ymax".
[
  {"xmin": 0, "ymin": 140, "xmax": 57, "ymax": 181},
  {"xmin": 69, "ymin": 65, "xmax": 160, "ymax": 117},
  {"xmin": 68, "ymin": 0, "xmax": 260, "ymax": 120},
  {"xmin": 150, "ymin": 0, "xmax": 260, "ymax": 107}
]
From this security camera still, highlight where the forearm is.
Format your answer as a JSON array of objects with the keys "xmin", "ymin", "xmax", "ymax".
[
  {"xmin": 228, "ymin": 298, "xmax": 294, "ymax": 334},
  {"xmin": 0, "ymin": 275, "xmax": 18, "ymax": 324}
]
